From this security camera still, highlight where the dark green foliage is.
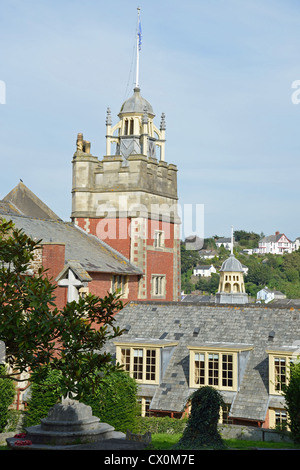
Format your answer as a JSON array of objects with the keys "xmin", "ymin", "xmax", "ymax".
[
  {"xmin": 24, "ymin": 368, "xmax": 139, "ymax": 433},
  {"xmin": 180, "ymin": 243, "xmax": 200, "ymax": 274},
  {"xmin": 136, "ymin": 416, "xmax": 188, "ymax": 434},
  {"xmin": 194, "ymin": 272, "xmax": 220, "ymax": 294},
  {"xmin": 23, "ymin": 368, "xmax": 62, "ymax": 427},
  {"xmin": 0, "ymin": 219, "xmax": 124, "ymax": 400},
  {"xmin": 0, "ymin": 365, "xmax": 15, "ymax": 432},
  {"xmin": 174, "ymin": 386, "xmax": 225, "ymax": 449},
  {"xmin": 233, "ymin": 230, "xmax": 260, "ymax": 249},
  {"xmin": 181, "ymin": 227, "xmax": 300, "ymax": 299},
  {"xmin": 282, "ymin": 361, "xmax": 300, "ymax": 443},
  {"xmin": 83, "ymin": 370, "xmax": 138, "ymax": 433}
]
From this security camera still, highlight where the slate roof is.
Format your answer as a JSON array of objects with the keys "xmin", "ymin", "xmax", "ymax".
[
  {"xmin": 260, "ymin": 233, "xmax": 292, "ymax": 243},
  {"xmin": 220, "ymin": 254, "xmax": 244, "ymax": 272},
  {"xmin": 2, "ymin": 182, "xmax": 62, "ymax": 221},
  {"xmin": 0, "ymin": 213, "xmax": 142, "ymax": 276},
  {"xmin": 194, "ymin": 265, "xmax": 214, "ymax": 270},
  {"xmin": 182, "ymin": 294, "xmax": 215, "ymax": 303},
  {"xmin": 119, "ymin": 87, "xmax": 154, "ymax": 117},
  {"xmin": 105, "ymin": 301, "xmax": 300, "ymax": 422}
]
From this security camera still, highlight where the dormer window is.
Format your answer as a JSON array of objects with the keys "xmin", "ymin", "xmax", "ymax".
[
  {"xmin": 188, "ymin": 343, "xmax": 252, "ymax": 391},
  {"xmin": 267, "ymin": 347, "xmax": 299, "ymax": 395},
  {"xmin": 115, "ymin": 339, "xmax": 178, "ymax": 385}
]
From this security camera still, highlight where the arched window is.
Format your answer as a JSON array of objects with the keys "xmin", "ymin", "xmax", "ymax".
[
  {"xmin": 130, "ymin": 119, "xmax": 134, "ymax": 135},
  {"xmin": 124, "ymin": 119, "xmax": 129, "ymax": 135},
  {"xmin": 224, "ymin": 283, "xmax": 231, "ymax": 293}
]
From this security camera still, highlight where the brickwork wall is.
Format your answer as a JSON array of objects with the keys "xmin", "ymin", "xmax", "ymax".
[
  {"xmin": 88, "ymin": 272, "xmax": 140, "ymax": 304},
  {"xmin": 41, "ymin": 243, "xmax": 67, "ymax": 310},
  {"xmin": 75, "ymin": 216, "xmax": 180, "ymax": 301},
  {"xmin": 75, "ymin": 217, "xmax": 132, "ymax": 259},
  {"xmin": 147, "ymin": 250, "xmax": 174, "ymax": 301}
]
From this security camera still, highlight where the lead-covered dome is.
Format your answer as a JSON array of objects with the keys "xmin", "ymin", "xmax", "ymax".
[
  {"xmin": 220, "ymin": 254, "xmax": 244, "ymax": 272},
  {"xmin": 119, "ymin": 87, "xmax": 154, "ymax": 117}
]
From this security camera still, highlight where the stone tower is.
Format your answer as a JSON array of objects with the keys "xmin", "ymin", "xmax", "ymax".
[{"xmin": 71, "ymin": 87, "xmax": 181, "ymax": 301}]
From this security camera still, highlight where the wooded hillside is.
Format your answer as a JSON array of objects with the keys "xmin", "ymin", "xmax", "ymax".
[{"xmin": 181, "ymin": 231, "xmax": 300, "ymax": 298}]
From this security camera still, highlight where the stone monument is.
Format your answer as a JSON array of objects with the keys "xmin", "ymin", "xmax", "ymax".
[{"xmin": 7, "ymin": 399, "xmax": 124, "ymax": 450}]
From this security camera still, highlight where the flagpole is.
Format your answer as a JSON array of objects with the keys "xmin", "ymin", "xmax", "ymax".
[{"xmin": 136, "ymin": 7, "xmax": 141, "ymax": 88}]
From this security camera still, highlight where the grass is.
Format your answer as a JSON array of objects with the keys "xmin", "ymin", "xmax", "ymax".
[
  {"xmin": 149, "ymin": 433, "xmax": 300, "ymax": 450},
  {"xmin": 2, "ymin": 432, "xmax": 300, "ymax": 451}
]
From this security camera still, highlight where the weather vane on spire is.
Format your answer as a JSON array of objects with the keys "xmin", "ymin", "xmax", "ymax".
[{"xmin": 136, "ymin": 7, "xmax": 142, "ymax": 88}]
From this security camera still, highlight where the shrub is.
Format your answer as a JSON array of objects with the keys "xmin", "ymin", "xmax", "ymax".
[
  {"xmin": 136, "ymin": 416, "xmax": 187, "ymax": 434},
  {"xmin": 23, "ymin": 369, "xmax": 62, "ymax": 427},
  {"xmin": 174, "ymin": 386, "xmax": 225, "ymax": 449},
  {"xmin": 283, "ymin": 361, "xmax": 300, "ymax": 443},
  {"xmin": 24, "ymin": 368, "xmax": 138, "ymax": 433},
  {"xmin": 83, "ymin": 370, "xmax": 138, "ymax": 433},
  {"xmin": 0, "ymin": 365, "xmax": 15, "ymax": 432}
]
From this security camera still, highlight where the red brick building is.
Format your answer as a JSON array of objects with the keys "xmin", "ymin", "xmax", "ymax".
[
  {"xmin": 71, "ymin": 86, "xmax": 181, "ymax": 302},
  {"xmin": 1, "ymin": 87, "xmax": 181, "ymax": 306}
]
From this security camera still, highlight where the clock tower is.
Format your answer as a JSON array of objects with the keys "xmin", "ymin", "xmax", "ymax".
[{"xmin": 71, "ymin": 86, "xmax": 181, "ymax": 301}]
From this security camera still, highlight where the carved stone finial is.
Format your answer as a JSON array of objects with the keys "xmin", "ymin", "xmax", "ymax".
[{"xmin": 106, "ymin": 107, "xmax": 112, "ymax": 126}]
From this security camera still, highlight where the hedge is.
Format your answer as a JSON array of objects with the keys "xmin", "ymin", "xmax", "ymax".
[
  {"xmin": 24, "ymin": 368, "xmax": 139, "ymax": 433},
  {"xmin": 0, "ymin": 365, "xmax": 16, "ymax": 432},
  {"xmin": 136, "ymin": 416, "xmax": 188, "ymax": 434}
]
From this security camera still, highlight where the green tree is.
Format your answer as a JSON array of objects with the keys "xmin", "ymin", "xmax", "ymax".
[
  {"xmin": 174, "ymin": 386, "xmax": 225, "ymax": 449},
  {"xmin": 180, "ymin": 243, "xmax": 200, "ymax": 274},
  {"xmin": 246, "ymin": 262, "xmax": 271, "ymax": 286},
  {"xmin": 234, "ymin": 230, "xmax": 260, "ymax": 249},
  {"xmin": 0, "ymin": 219, "xmax": 124, "ymax": 400},
  {"xmin": 195, "ymin": 273, "xmax": 219, "ymax": 294},
  {"xmin": 282, "ymin": 360, "xmax": 300, "ymax": 443}
]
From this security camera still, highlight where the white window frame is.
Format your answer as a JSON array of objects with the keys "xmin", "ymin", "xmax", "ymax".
[
  {"xmin": 151, "ymin": 274, "xmax": 166, "ymax": 298},
  {"xmin": 111, "ymin": 274, "xmax": 129, "ymax": 298},
  {"xmin": 117, "ymin": 345, "xmax": 160, "ymax": 384}
]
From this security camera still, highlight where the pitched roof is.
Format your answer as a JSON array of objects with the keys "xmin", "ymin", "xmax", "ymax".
[
  {"xmin": 260, "ymin": 233, "xmax": 292, "ymax": 243},
  {"xmin": 194, "ymin": 265, "xmax": 214, "ymax": 270},
  {"xmin": 0, "ymin": 213, "xmax": 142, "ymax": 276},
  {"xmin": 2, "ymin": 182, "xmax": 61, "ymax": 221},
  {"xmin": 105, "ymin": 301, "xmax": 300, "ymax": 422}
]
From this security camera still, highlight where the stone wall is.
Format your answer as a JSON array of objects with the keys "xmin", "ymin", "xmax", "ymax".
[{"xmin": 219, "ymin": 424, "xmax": 292, "ymax": 444}]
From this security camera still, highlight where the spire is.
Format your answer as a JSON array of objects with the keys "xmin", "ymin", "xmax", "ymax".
[{"xmin": 231, "ymin": 225, "xmax": 234, "ymax": 255}]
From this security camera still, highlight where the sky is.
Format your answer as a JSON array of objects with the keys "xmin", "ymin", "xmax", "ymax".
[{"xmin": 1, "ymin": 0, "xmax": 300, "ymax": 241}]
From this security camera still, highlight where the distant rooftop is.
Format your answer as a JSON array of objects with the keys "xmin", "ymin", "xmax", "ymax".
[{"xmin": 2, "ymin": 182, "xmax": 61, "ymax": 221}]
